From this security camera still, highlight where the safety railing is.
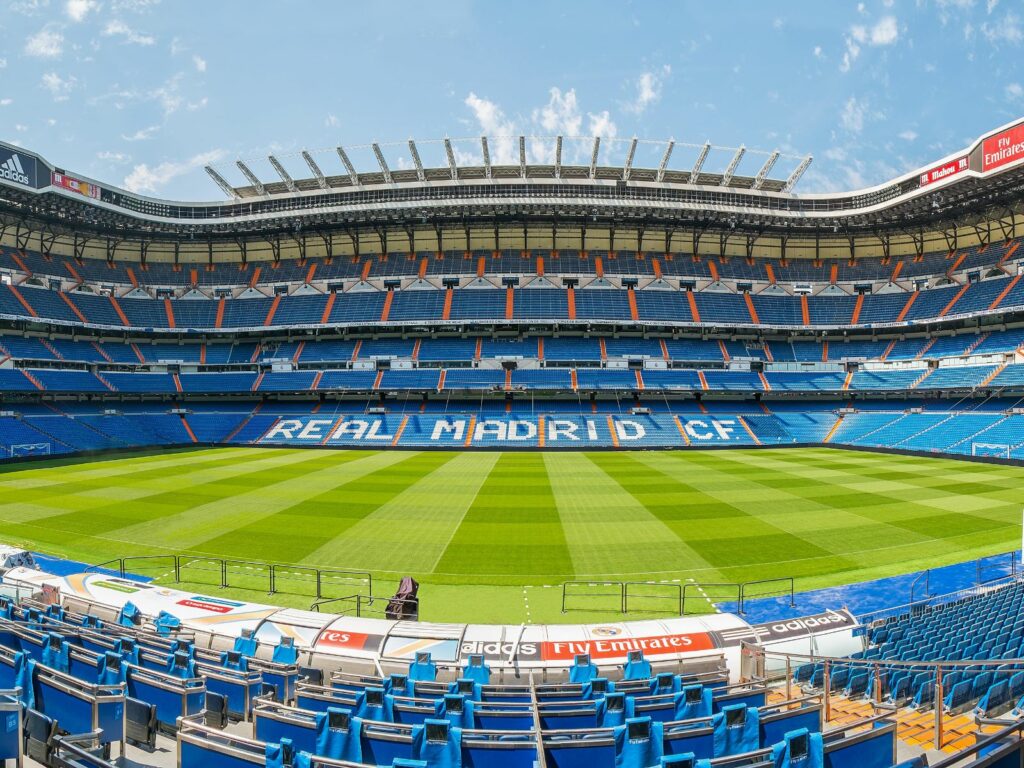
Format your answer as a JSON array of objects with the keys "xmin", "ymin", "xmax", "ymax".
[
  {"xmin": 560, "ymin": 581, "xmax": 625, "ymax": 614},
  {"xmin": 310, "ymin": 593, "xmax": 418, "ymax": 620},
  {"xmin": 858, "ymin": 571, "xmax": 1023, "ymax": 626},
  {"xmin": 741, "ymin": 642, "xmax": 1024, "ymax": 750},
  {"xmin": 562, "ymin": 576, "xmax": 794, "ymax": 616},
  {"xmin": 86, "ymin": 554, "xmax": 372, "ymax": 602}
]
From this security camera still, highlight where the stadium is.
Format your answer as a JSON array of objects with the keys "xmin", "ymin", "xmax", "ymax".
[{"xmin": 5, "ymin": 17, "xmax": 1024, "ymax": 764}]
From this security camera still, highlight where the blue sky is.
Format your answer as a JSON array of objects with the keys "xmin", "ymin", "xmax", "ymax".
[{"xmin": 1, "ymin": 0, "xmax": 1022, "ymax": 200}]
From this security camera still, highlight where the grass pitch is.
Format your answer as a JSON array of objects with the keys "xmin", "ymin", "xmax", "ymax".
[{"xmin": 0, "ymin": 446, "xmax": 1021, "ymax": 623}]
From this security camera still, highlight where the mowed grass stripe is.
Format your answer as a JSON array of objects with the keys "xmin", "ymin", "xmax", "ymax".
[
  {"xmin": 0, "ymin": 446, "xmax": 262, "ymax": 497},
  {"xmin": 683, "ymin": 449, "xmax": 1020, "ymax": 585},
  {"xmin": 273, "ymin": 451, "xmax": 462, "ymax": 568},
  {"xmin": 603, "ymin": 452, "xmax": 859, "ymax": 579},
  {"xmin": 95, "ymin": 450, "xmax": 379, "ymax": 549},
  {"xmin": 298, "ymin": 452, "xmax": 500, "ymax": 575},
  {"xmin": 0, "ymin": 448, "xmax": 302, "ymax": 553},
  {"xmin": 544, "ymin": 452, "xmax": 720, "ymax": 579},
  {"xmin": 433, "ymin": 453, "xmax": 574, "ymax": 581},
  {"xmin": 170, "ymin": 450, "xmax": 420, "ymax": 563}
]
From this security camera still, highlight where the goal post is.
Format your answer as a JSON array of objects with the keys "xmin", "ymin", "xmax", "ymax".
[{"xmin": 972, "ymin": 442, "xmax": 1011, "ymax": 459}]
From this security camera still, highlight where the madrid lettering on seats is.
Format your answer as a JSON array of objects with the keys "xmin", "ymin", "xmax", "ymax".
[{"xmin": 261, "ymin": 414, "xmax": 751, "ymax": 447}]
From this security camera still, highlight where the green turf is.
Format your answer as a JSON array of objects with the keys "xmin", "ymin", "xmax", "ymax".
[{"xmin": 1, "ymin": 446, "xmax": 1022, "ymax": 624}]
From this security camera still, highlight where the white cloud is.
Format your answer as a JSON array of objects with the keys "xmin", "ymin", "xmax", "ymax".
[
  {"xmin": 25, "ymin": 26, "xmax": 64, "ymax": 58},
  {"xmin": 898, "ymin": 130, "xmax": 918, "ymax": 141},
  {"xmin": 192, "ymin": 53, "xmax": 206, "ymax": 72},
  {"xmin": 463, "ymin": 87, "xmax": 619, "ymax": 167},
  {"xmin": 981, "ymin": 11, "xmax": 1023, "ymax": 43},
  {"xmin": 625, "ymin": 65, "xmax": 671, "ymax": 115},
  {"xmin": 1007, "ymin": 82, "xmax": 1024, "ymax": 100},
  {"xmin": 588, "ymin": 110, "xmax": 617, "ymax": 142},
  {"xmin": 840, "ymin": 96, "xmax": 867, "ymax": 133},
  {"xmin": 9, "ymin": 0, "xmax": 50, "ymax": 16},
  {"xmin": 124, "ymin": 149, "xmax": 225, "ymax": 195},
  {"xmin": 102, "ymin": 19, "xmax": 155, "ymax": 45},
  {"xmin": 868, "ymin": 15, "xmax": 899, "ymax": 44},
  {"xmin": 987, "ymin": 0, "xmax": 999, "ymax": 12},
  {"xmin": 813, "ymin": 45, "xmax": 823, "ymax": 58},
  {"xmin": 841, "ymin": 15, "xmax": 898, "ymax": 71},
  {"xmin": 325, "ymin": 113, "xmax": 340, "ymax": 128},
  {"xmin": 41, "ymin": 72, "xmax": 76, "ymax": 101},
  {"xmin": 464, "ymin": 91, "xmax": 518, "ymax": 164},
  {"xmin": 121, "ymin": 125, "xmax": 159, "ymax": 141},
  {"xmin": 0, "ymin": 59, "xmax": 6, "ymax": 69},
  {"xmin": 0, "ymin": 99, "xmax": 12, "ymax": 107},
  {"xmin": 111, "ymin": 0, "xmax": 159, "ymax": 10},
  {"xmin": 65, "ymin": 0, "xmax": 97, "ymax": 21},
  {"xmin": 532, "ymin": 87, "xmax": 582, "ymax": 136},
  {"xmin": 97, "ymin": 150, "xmax": 130, "ymax": 163}
]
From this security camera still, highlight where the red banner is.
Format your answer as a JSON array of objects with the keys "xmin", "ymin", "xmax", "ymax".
[
  {"xmin": 176, "ymin": 599, "xmax": 234, "ymax": 614},
  {"xmin": 982, "ymin": 122, "xmax": 1024, "ymax": 171},
  {"xmin": 919, "ymin": 156, "xmax": 968, "ymax": 187},
  {"xmin": 317, "ymin": 629, "xmax": 374, "ymax": 650},
  {"xmin": 540, "ymin": 632, "xmax": 715, "ymax": 661},
  {"xmin": 51, "ymin": 171, "xmax": 100, "ymax": 199}
]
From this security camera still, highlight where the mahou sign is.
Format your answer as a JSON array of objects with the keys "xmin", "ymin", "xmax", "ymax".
[
  {"xmin": 919, "ymin": 156, "xmax": 968, "ymax": 187},
  {"xmin": 982, "ymin": 122, "xmax": 1024, "ymax": 172}
]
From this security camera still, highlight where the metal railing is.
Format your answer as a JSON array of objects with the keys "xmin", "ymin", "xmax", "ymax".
[
  {"xmin": 86, "ymin": 554, "xmax": 372, "ymax": 601},
  {"xmin": 310, "ymin": 593, "xmax": 418, "ymax": 620},
  {"xmin": 562, "ymin": 576, "xmax": 794, "ymax": 616},
  {"xmin": 742, "ymin": 642, "xmax": 1024, "ymax": 750}
]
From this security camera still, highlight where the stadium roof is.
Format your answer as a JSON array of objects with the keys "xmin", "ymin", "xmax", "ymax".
[
  {"xmin": 0, "ymin": 119, "xmax": 1022, "ymax": 256},
  {"xmin": 205, "ymin": 137, "xmax": 811, "ymax": 199}
]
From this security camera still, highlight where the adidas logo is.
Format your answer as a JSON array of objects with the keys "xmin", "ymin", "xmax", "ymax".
[{"xmin": 0, "ymin": 154, "xmax": 30, "ymax": 186}]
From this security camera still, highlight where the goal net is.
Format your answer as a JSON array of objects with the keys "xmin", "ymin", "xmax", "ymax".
[
  {"xmin": 972, "ymin": 442, "xmax": 1011, "ymax": 459},
  {"xmin": 9, "ymin": 443, "xmax": 51, "ymax": 458}
]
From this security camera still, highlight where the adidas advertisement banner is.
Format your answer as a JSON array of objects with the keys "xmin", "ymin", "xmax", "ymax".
[{"xmin": 0, "ymin": 148, "xmax": 39, "ymax": 188}]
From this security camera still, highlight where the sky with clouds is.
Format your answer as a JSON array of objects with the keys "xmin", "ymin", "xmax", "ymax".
[{"xmin": 1, "ymin": 0, "xmax": 1022, "ymax": 200}]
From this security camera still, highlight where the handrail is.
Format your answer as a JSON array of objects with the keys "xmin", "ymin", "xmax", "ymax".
[
  {"xmin": 85, "ymin": 553, "xmax": 372, "ymax": 601},
  {"xmin": 857, "ymin": 572, "xmax": 1022, "ymax": 624}
]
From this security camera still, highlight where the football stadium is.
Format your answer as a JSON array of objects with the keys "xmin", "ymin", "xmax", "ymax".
[{"xmin": 5, "ymin": 5, "xmax": 1024, "ymax": 768}]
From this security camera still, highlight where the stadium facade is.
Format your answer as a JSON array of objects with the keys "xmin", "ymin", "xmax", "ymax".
[{"xmin": 0, "ymin": 120, "xmax": 1024, "ymax": 456}]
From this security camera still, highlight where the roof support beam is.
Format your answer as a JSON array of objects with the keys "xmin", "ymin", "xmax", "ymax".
[
  {"xmin": 408, "ymin": 140, "xmax": 426, "ymax": 182},
  {"xmin": 204, "ymin": 166, "xmax": 240, "ymax": 199},
  {"xmin": 554, "ymin": 136, "xmax": 563, "ymax": 178},
  {"xmin": 519, "ymin": 136, "xmax": 527, "ymax": 178},
  {"xmin": 268, "ymin": 155, "xmax": 297, "ymax": 193},
  {"xmin": 301, "ymin": 151, "xmax": 329, "ymax": 190},
  {"xmin": 752, "ymin": 150, "xmax": 780, "ymax": 190},
  {"xmin": 623, "ymin": 137, "xmax": 638, "ymax": 181},
  {"xmin": 444, "ymin": 138, "xmax": 458, "ymax": 180},
  {"xmin": 336, "ymin": 146, "xmax": 359, "ymax": 186},
  {"xmin": 372, "ymin": 143, "xmax": 393, "ymax": 184},
  {"xmin": 589, "ymin": 137, "xmax": 601, "ymax": 178},
  {"xmin": 481, "ymin": 137, "xmax": 491, "ymax": 179},
  {"xmin": 235, "ymin": 161, "xmax": 266, "ymax": 196},
  {"xmin": 656, "ymin": 139, "xmax": 674, "ymax": 182},
  {"xmin": 782, "ymin": 155, "xmax": 813, "ymax": 192},
  {"xmin": 689, "ymin": 142, "xmax": 710, "ymax": 184},
  {"xmin": 721, "ymin": 145, "xmax": 746, "ymax": 187}
]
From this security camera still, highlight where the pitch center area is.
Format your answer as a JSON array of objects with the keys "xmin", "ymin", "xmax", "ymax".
[{"xmin": 1, "ymin": 446, "xmax": 1021, "ymax": 624}]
